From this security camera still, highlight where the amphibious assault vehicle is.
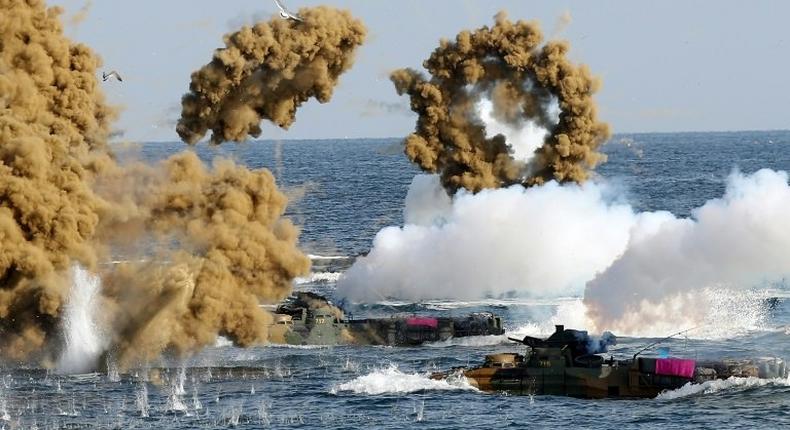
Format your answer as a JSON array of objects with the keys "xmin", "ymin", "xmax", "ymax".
[
  {"xmin": 431, "ymin": 325, "xmax": 788, "ymax": 399},
  {"xmin": 268, "ymin": 292, "xmax": 505, "ymax": 346}
]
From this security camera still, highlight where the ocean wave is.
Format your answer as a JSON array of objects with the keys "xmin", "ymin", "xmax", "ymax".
[
  {"xmin": 656, "ymin": 375, "xmax": 790, "ymax": 400},
  {"xmin": 330, "ymin": 365, "xmax": 477, "ymax": 395}
]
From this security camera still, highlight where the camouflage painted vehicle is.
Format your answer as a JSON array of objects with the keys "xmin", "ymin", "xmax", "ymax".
[
  {"xmin": 432, "ymin": 325, "xmax": 788, "ymax": 399},
  {"xmin": 268, "ymin": 293, "xmax": 352, "ymax": 345},
  {"xmin": 268, "ymin": 292, "xmax": 505, "ymax": 346}
]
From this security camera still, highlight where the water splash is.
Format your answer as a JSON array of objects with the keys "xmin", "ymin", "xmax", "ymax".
[
  {"xmin": 135, "ymin": 384, "xmax": 149, "ymax": 418},
  {"xmin": 0, "ymin": 399, "xmax": 9, "ymax": 421},
  {"xmin": 257, "ymin": 400, "xmax": 271, "ymax": 426},
  {"xmin": 293, "ymin": 271, "xmax": 343, "ymax": 285},
  {"xmin": 414, "ymin": 400, "xmax": 425, "ymax": 422},
  {"xmin": 507, "ymin": 293, "xmax": 776, "ymax": 339},
  {"xmin": 106, "ymin": 359, "xmax": 120, "ymax": 383},
  {"xmin": 342, "ymin": 357, "xmax": 361, "ymax": 373},
  {"xmin": 657, "ymin": 375, "xmax": 790, "ymax": 400},
  {"xmin": 331, "ymin": 364, "xmax": 476, "ymax": 395},
  {"xmin": 192, "ymin": 386, "xmax": 202, "ymax": 410},
  {"xmin": 57, "ymin": 266, "xmax": 105, "ymax": 374},
  {"xmin": 166, "ymin": 368, "xmax": 188, "ymax": 412}
]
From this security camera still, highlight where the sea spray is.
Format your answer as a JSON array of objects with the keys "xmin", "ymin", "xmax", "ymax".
[
  {"xmin": 584, "ymin": 169, "xmax": 790, "ymax": 333},
  {"xmin": 656, "ymin": 375, "xmax": 790, "ymax": 400},
  {"xmin": 56, "ymin": 266, "xmax": 105, "ymax": 374},
  {"xmin": 135, "ymin": 384, "xmax": 149, "ymax": 418},
  {"xmin": 166, "ymin": 367, "xmax": 188, "ymax": 412},
  {"xmin": 331, "ymin": 364, "xmax": 477, "ymax": 395}
]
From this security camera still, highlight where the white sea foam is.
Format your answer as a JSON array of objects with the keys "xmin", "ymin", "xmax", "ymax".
[
  {"xmin": 425, "ymin": 335, "xmax": 508, "ymax": 348},
  {"xmin": 263, "ymin": 343, "xmax": 331, "ymax": 350},
  {"xmin": 294, "ymin": 272, "xmax": 343, "ymax": 285},
  {"xmin": 214, "ymin": 336, "xmax": 233, "ymax": 347},
  {"xmin": 331, "ymin": 365, "xmax": 477, "ymax": 395},
  {"xmin": 307, "ymin": 254, "xmax": 350, "ymax": 260},
  {"xmin": 656, "ymin": 375, "xmax": 790, "ymax": 400}
]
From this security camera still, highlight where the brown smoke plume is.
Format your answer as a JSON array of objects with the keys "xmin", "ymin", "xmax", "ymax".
[
  {"xmin": 95, "ymin": 152, "xmax": 310, "ymax": 368},
  {"xmin": 177, "ymin": 6, "xmax": 367, "ymax": 145},
  {"xmin": 391, "ymin": 12, "xmax": 610, "ymax": 194},
  {"xmin": 0, "ymin": 0, "xmax": 310, "ymax": 369},
  {"xmin": 0, "ymin": 0, "xmax": 115, "ymax": 360}
]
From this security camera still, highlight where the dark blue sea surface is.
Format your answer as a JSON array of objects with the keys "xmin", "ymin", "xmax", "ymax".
[{"xmin": 1, "ymin": 131, "xmax": 788, "ymax": 429}]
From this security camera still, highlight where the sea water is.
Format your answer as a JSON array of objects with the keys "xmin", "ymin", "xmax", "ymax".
[{"xmin": 0, "ymin": 131, "xmax": 787, "ymax": 429}]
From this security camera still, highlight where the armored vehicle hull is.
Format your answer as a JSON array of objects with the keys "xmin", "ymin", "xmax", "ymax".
[
  {"xmin": 432, "ymin": 325, "xmax": 788, "ymax": 399},
  {"xmin": 268, "ymin": 292, "xmax": 504, "ymax": 346}
]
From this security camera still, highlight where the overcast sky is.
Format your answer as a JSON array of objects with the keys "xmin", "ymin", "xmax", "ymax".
[{"xmin": 54, "ymin": 0, "xmax": 789, "ymax": 142}]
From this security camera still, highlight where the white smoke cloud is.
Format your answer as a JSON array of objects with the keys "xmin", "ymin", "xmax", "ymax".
[
  {"xmin": 340, "ymin": 90, "xmax": 788, "ymax": 336},
  {"xmin": 584, "ymin": 168, "xmax": 790, "ymax": 333},
  {"xmin": 337, "ymin": 174, "xmax": 639, "ymax": 301},
  {"xmin": 338, "ymin": 168, "xmax": 790, "ymax": 337},
  {"xmin": 476, "ymin": 98, "xmax": 556, "ymax": 163}
]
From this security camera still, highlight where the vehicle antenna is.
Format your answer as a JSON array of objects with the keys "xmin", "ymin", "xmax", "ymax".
[{"xmin": 632, "ymin": 326, "xmax": 703, "ymax": 360}]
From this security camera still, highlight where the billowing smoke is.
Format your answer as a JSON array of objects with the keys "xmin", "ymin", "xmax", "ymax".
[
  {"xmin": 177, "ymin": 6, "xmax": 367, "ymax": 145},
  {"xmin": 575, "ymin": 330, "xmax": 616, "ymax": 354},
  {"xmin": 0, "ymin": 0, "xmax": 313, "ymax": 369},
  {"xmin": 391, "ymin": 12, "xmax": 609, "ymax": 194},
  {"xmin": 95, "ymin": 152, "xmax": 310, "ymax": 368},
  {"xmin": 0, "ymin": 0, "xmax": 116, "ymax": 361},
  {"xmin": 337, "ymin": 174, "xmax": 640, "ymax": 301},
  {"xmin": 340, "ymin": 168, "xmax": 790, "ymax": 336},
  {"xmin": 583, "ymin": 169, "xmax": 790, "ymax": 334}
]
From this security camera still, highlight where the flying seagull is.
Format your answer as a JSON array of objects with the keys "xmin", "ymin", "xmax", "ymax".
[
  {"xmin": 102, "ymin": 70, "xmax": 122, "ymax": 82},
  {"xmin": 274, "ymin": 0, "xmax": 303, "ymax": 22}
]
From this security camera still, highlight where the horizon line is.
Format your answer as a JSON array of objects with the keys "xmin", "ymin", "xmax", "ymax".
[{"xmin": 115, "ymin": 128, "xmax": 790, "ymax": 146}]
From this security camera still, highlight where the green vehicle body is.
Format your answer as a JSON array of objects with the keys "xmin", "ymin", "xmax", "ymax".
[
  {"xmin": 268, "ymin": 292, "xmax": 505, "ymax": 346},
  {"xmin": 432, "ymin": 325, "xmax": 788, "ymax": 399}
]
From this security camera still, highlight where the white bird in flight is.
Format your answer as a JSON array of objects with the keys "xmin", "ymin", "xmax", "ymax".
[
  {"xmin": 274, "ymin": 0, "xmax": 303, "ymax": 22},
  {"xmin": 102, "ymin": 70, "xmax": 122, "ymax": 82}
]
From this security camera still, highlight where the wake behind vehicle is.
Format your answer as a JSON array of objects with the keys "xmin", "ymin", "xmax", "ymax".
[{"xmin": 432, "ymin": 325, "xmax": 788, "ymax": 399}]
